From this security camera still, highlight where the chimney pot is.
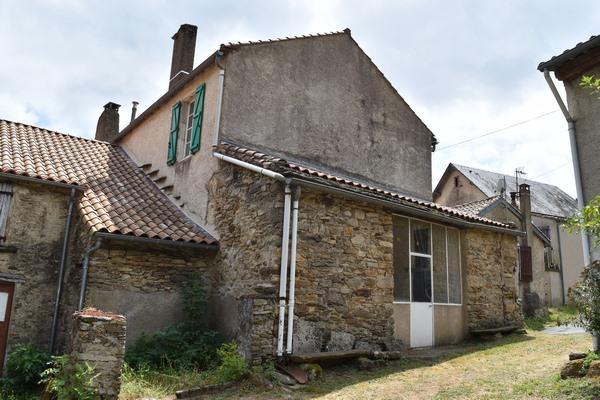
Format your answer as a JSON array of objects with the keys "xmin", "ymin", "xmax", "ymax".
[
  {"xmin": 169, "ymin": 24, "xmax": 197, "ymax": 89},
  {"xmin": 519, "ymin": 184, "xmax": 532, "ymax": 246},
  {"xmin": 95, "ymin": 102, "xmax": 121, "ymax": 142}
]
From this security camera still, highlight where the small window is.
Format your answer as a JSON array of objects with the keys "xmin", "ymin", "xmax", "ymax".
[
  {"xmin": 393, "ymin": 217, "xmax": 462, "ymax": 304},
  {"xmin": 0, "ymin": 183, "xmax": 13, "ymax": 243},
  {"xmin": 454, "ymin": 176, "xmax": 459, "ymax": 187},
  {"xmin": 183, "ymin": 100, "xmax": 195, "ymax": 157}
]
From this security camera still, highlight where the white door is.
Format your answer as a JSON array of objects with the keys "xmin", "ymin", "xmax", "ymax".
[{"xmin": 410, "ymin": 302, "xmax": 433, "ymax": 347}]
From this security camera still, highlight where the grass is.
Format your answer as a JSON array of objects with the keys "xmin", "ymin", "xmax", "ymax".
[
  {"xmin": 121, "ymin": 308, "xmax": 599, "ymax": 400},
  {"xmin": 524, "ymin": 305, "xmax": 579, "ymax": 331}
]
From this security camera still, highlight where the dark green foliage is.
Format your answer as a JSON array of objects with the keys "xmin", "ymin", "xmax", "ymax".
[
  {"xmin": 571, "ymin": 264, "xmax": 600, "ymax": 336},
  {"xmin": 215, "ymin": 343, "xmax": 248, "ymax": 384},
  {"xmin": 125, "ymin": 275, "xmax": 222, "ymax": 371},
  {"xmin": 125, "ymin": 327, "xmax": 221, "ymax": 370},
  {"xmin": 0, "ymin": 344, "xmax": 51, "ymax": 394},
  {"xmin": 40, "ymin": 355, "xmax": 98, "ymax": 400},
  {"xmin": 181, "ymin": 274, "xmax": 208, "ymax": 330}
]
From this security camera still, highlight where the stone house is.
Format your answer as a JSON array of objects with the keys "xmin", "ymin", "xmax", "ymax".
[
  {"xmin": 538, "ymin": 35, "xmax": 600, "ymax": 262},
  {"xmin": 0, "ymin": 25, "xmax": 524, "ymax": 365},
  {"xmin": 434, "ymin": 163, "xmax": 584, "ymax": 310}
]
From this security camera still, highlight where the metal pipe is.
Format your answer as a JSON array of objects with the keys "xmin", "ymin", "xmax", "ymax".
[
  {"xmin": 276, "ymin": 184, "xmax": 292, "ymax": 356},
  {"xmin": 286, "ymin": 186, "xmax": 301, "ymax": 354},
  {"xmin": 542, "ymin": 69, "xmax": 591, "ymax": 267},
  {"xmin": 556, "ymin": 223, "xmax": 566, "ymax": 305},
  {"xmin": 78, "ymin": 238, "xmax": 103, "ymax": 310},
  {"xmin": 213, "ymin": 152, "xmax": 285, "ymax": 181},
  {"xmin": 49, "ymin": 188, "xmax": 76, "ymax": 354},
  {"xmin": 130, "ymin": 101, "xmax": 139, "ymax": 122},
  {"xmin": 213, "ymin": 51, "xmax": 225, "ymax": 147}
]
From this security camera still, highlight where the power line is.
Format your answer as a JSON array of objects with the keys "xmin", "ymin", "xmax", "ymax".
[
  {"xmin": 530, "ymin": 162, "xmax": 571, "ymax": 180},
  {"xmin": 436, "ymin": 110, "xmax": 559, "ymax": 151}
]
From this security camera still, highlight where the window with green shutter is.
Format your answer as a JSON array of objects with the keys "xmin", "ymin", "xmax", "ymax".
[
  {"xmin": 167, "ymin": 101, "xmax": 182, "ymax": 165},
  {"xmin": 190, "ymin": 83, "xmax": 205, "ymax": 154}
]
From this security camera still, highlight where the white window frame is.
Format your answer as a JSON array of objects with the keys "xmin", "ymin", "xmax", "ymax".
[
  {"xmin": 181, "ymin": 99, "xmax": 195, "ymax": 158},
  {"xmin": 393, "ymin": 216, "xmax": 462, "ymax": 306}
]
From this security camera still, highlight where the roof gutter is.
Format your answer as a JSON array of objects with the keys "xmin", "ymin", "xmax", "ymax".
[
  {"xmin": 0, "ymin": 172, "xmax": 86, "ymax": 192},
  {"xmin": 542, "ymin": 69, "xmax": 591, "ymax": 266},
  {"xmin": 290, "ymin": 177, "xmax": 521, "ymax": 235},
  {"xmin": 94, "ymin": 232, "xmax": 218, "ymax": 250},
  {"xmin": 213, "ymin": 152, "xmax": 286, "ymax": 181}
]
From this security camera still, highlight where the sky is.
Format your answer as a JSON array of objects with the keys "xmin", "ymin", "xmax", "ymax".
[{"xmin": 1, "ymin": 1, "xmax": 599, "ymax": 198}]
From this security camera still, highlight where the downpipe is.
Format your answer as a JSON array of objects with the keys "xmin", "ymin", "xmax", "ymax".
[
  {"xmin": 49, "ymin": 188, "xmax": 76, "ymax": 354},
  {"xmin": 78, "ymin": 238, "xmax": 103, "ymax": 310},
  {"xmin": 276, "ymin": 184, "xmax": 292, "ymax": 356},
  {"xmin": 542, "ymin": 69, "xmax": 591, "ymax": 267},
  {"xmin": 286, "ymin": 187, "xmax": 301, "ymax": 354}
]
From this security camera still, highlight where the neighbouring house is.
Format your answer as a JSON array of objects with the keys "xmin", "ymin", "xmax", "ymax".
[
  {"xmin": 434, "ymin": 163, "xmax": 584, "ymax": 311},
  {"xmin": 538, "ymin": 35, "xmax": 600, "ymax": 262},
  {"xmin": 0, "ymin": 25, "xmax": 524, "ymax": 366}
]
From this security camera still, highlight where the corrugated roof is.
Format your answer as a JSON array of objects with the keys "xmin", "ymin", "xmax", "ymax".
[
  {"xmin": 538, "ymin": 35, "xmax": 600, "ymax": 71},
  {"xmin": 215, "ymin": 143, "xmax": 512, "ymax": 229},
  {"xmin": 451, "ymin": 164, "xmax": 577, "ymax": 218},
  {"xmin": 0, "ymin": 120, "xmax": 217, "ymax": 245}
]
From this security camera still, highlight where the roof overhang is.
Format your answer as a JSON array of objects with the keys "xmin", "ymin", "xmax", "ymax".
[
  {"xmin": 538, "ymin": 35, "xmax": 600, "ymax": 72},
  {"xmin": 0, "ymin": 172, "xmax": 86, "ymax": 192},
  {"xmin": 94, "ymin": 232, "xmax": 219, "ymax": 252}
]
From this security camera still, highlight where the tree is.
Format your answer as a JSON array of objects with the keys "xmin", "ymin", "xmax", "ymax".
[{"xmin": 566, "ymin": 193, "xmax": 600, "ymax": 352}]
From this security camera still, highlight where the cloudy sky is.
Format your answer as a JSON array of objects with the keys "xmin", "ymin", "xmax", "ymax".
[{"xmin": 1, "ymin": 1, "xmax": 599, "ymax": 197}]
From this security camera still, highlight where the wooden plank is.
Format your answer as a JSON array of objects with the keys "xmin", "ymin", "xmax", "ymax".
[
  {"xmin": 288, "ymin": 350, "xmax": 370, "ymax": 363},
  {"xmin": 470, "ymin": 325, "xmax": 521, "ymax": 335}
]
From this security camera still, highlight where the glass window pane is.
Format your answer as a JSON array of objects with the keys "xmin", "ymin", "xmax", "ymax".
[
  {"xmin": 433, "ymin": 225, "xmax": 448, "ymax": 303},
  {"xmin": 447, "ymin": 229, "xmax": 461, "ymax": 304},
  {"xmin": 393, "ymin": 216, "xmax": 409, "ymax": 301},
  {"xmin": 411, "ymin": 256, "xmax": 432, "ymax": 302},
  {"xmin": 411, "ymin": 220, "xmax": 431, "ymax": 254}
]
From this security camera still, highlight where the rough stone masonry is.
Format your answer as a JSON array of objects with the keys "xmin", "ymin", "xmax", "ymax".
[{"xmin": 70, "ymin": 308, "xmax": 126, "ymax": 400}]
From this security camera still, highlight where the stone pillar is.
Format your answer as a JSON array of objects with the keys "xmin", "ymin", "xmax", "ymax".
[{"xmin": 71, "ymin": 308, "xmax": 126, "ymax": 400}]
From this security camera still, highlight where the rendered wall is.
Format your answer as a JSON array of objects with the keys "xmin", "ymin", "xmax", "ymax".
[{"xmin": 220, "ymin": 33, "xmax": 434, "ymax": 200}]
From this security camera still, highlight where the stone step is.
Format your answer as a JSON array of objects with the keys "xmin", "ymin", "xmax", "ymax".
[
  {"xmin": 172, "ymin": 193, "xmax": 182, "ymax": 200},
  {"xmin": 147, "ymin": 169, "xmax": 160, "ymax": 178},
  {"xmin": 153, "ymin": 176, "xmax": 167, "ymax": 184},
  {"xmin": 140, "ymin": 163, "xmax": 152, "ymax": 171}
]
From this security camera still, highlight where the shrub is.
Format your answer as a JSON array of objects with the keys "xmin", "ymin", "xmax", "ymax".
[
  {"xmin": 2, "ymin": 344, "xmax": 51, "ymax": 391},
  {"xmin": 215, "ymin": 343, "xmax": 247, "ymax": 384},
  {"xmin": 571, "ymin": 263, "xmax": 600, "ymax": 338},
  {"xmin": 40, "ymin": 355, "xmax": 98, "ymax": 400},
  {"xmin": 125, "ymin": 327, "xmax": 221, "ymax": 371}
]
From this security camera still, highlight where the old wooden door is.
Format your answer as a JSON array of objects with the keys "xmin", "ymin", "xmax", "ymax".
[{"xmin": 0, "ymin": 281, "xmax": 14, "ymax": 373}]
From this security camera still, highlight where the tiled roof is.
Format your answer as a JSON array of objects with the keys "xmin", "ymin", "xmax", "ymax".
[
  {"xmin": 449, "ymin": 164, "xmax": 577, "ymax": 218},
  {"xmin": 538, "ymin": 35, "xmax": 600, "ymax": 71},
  {"xmin": 0, "ymin": 120, "xmax": 217, "ymax": 245},
  {"xmin": 215, "ymin": 143, "xmax": 512, "ymax": 229},
  {"xmin": 453, "ymin": 196, "xmax": 503, "ymax": 216}
]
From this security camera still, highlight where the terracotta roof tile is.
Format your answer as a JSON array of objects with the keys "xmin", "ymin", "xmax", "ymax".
[
  {"xmin": 0, "ymin": 120, "xmax": 217, "ymax": 246},
  {"xmin": 453, "ymin": 196, "xmax": 503, "ymax": 217},
  {"xmin": 215, "ymin": 143, "xmax": 512, "ymax": 229}
]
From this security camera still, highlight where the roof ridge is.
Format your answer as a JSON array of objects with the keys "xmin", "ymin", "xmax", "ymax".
[
  {"xmin": 0, "ymin": 118, "xmax": 115, "ymax": 147},
  {"xmin": 452, "ymin": 163, "xmax": 567, "ymax": 191},
  {"xmin": 220, "ymin": 28, "xmax": 350, "ymax": 49},
  {"xmin": 455, "ymin": 195, "xmax": 502, "ymax": 207}
]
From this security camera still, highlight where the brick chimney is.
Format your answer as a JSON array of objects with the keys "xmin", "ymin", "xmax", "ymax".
[
  {"xmin": 95, "ymin": 102, "xmax": 121, "ymax": 142},
  {"xmin": 169, "ymin": 24, "xmax": 197, "ymax": 89},
  {"xmin": 519, "ymin": 183, "xmax": 533, "ymax": 246}
]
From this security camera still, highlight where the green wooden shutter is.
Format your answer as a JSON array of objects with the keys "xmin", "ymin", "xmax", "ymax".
[
  {"xmin": 167, "ymin": 101, "xmax": 181, "ymax": 165},
  {"xmin": 190, "ymin": 83, "xmax": 205, "ymax": 154}
]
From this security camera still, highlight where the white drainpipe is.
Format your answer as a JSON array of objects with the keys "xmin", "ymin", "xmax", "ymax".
[
  {"xmin": 213, "ymin": 59, "xmax": 225, "ymax": 147},
  {"xmin": 542, "ymin": 69, "xmax": 591, "ymax": 267},
  {"xmin": 286, "ymin": 187, "xmax": 301, "ymax": 354},
  {"xmin": 212, "ymin": 152, "xmax": 295, "ymax": 356},
  {"xmin": 277, "ymin": 184, "xmax": 292, "ymax": 356}
]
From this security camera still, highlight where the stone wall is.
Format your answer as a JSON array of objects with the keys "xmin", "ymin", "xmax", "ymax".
[
  {"xmin": 70, "ymin": 308, "xmax": 126, "ymax": 400},
  {"xmin": 82, "ymin": 247, "xmax": 214, "ymax": 345},
  {"xmin": 293, "ymin": 188, "xmax": 394, "ymax": 352},
  {"xmin": 207, "ymin": 164, "xmax": 283, "ymax": 362},
  {"xmin": 462, "ymin": 229, "xmax": 522, "ymax": 330},
  {"xmin": 0, "ymin": 181, "xmax": 75, "ymax": 352}
]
